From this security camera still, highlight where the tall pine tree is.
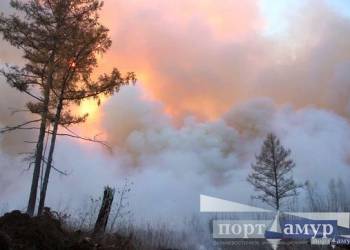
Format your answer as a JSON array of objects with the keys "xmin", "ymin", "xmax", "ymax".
[
  {"xmin": 0, "ymin": 0, "xmax": 135, "ymax": 216},
  {"xmin": 247, "ymin": 133, "xmax": 302, "ymax": 210}
]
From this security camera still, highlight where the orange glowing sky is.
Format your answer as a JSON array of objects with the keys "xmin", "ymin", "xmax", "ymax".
[
  {"xmin": 78, "ymin": 0, "xmax": 350, "ymax": 132},
  {"xmin": 92, "ymin": 0, "xmax": 263, "ymax": 121}
]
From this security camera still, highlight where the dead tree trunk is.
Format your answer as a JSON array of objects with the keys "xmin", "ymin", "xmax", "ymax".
[{"xmin": 93, "ymin": 186, "xmax": 115, "ymax": 235}]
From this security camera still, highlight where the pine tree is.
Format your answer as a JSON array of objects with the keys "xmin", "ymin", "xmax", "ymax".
[
  {"xmin": 36, "ymin": 0, "xmax": 135, "ymax": 216},
  {"xmin": 247, "ymin": 133, "xmax": 302, "ymax": 210},
  {"xmin": 0, "ymin": 0, "xmax": 135, "ymax": 216},
  {"xmin": 0, "ymin": 0, "xmax": 65, "ymax": 216}
]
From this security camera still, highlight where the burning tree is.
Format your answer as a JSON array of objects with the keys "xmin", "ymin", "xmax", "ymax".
[{"xmin": 247, "ymin": 133, "xmax": 302, "ymax": 210}]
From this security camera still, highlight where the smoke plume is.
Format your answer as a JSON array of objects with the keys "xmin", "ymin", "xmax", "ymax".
[{"xmin": 0, "ymin": 0, "xmax": 350, "ymax": 221}]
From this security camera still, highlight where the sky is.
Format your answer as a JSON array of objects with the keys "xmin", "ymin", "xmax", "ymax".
[{"xmin": 0, "ymin": 0, "xmax": 350, "ymax": 224}]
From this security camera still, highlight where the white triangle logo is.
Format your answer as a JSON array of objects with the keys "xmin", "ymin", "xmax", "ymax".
[{"xmin": 200, "ymin": 194, "xmax": 271, "ymax": 213}]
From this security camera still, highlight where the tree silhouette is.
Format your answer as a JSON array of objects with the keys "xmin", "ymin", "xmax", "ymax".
[
  {"xmin": 247, "ymin": 133, "xmax": 302, "ymax": 210},
  {"xmin": 0, "ymin": 0, "xmax": 135, "ymax": 216}
]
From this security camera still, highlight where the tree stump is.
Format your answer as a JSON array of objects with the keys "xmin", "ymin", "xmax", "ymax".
[{"xmin": 93, "ymin": 186, "xmax": 115, "ymax": 235}]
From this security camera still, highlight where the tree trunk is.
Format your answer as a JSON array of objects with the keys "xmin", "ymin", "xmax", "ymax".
[
  {"xmin": 37, "ymin": 96, "xmax": 64, "ymax": 215},
  {"xmin": 271, "ymin": 136, "xmax": 280, "ymax": 211},
  {"xmin": 27, "ymin": 62, "xmax": 54, "ymax": 216},
  {"xmin": 93, "ymin": 186, "xmax": 115, "ymax": 235},
  {"xmin": 37, "ymin": 52, "xmax": 81, "ymax": 215},
  {"xmin": 37, "ymin": 65, "xmax": 71, "ymax": 215}
]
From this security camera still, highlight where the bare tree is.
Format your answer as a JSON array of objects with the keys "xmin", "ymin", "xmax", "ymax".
[
  {"xmin": 305, "ymin": 178, "xmax": 350, "ymax": 212},
  {"xmin": 305, "ymin": 181, "xmax": 325, "ymax": 212},
  {"xmin": 335, "ymin": 178, "xmax": 349, "ymax": 211},
  {"xmin": 247, "ymin": 133, "xmax": 302, "ymax": 210},
  {"xmin": 109, "ymin": 179, "xmax": 132, "ymax": 232}
]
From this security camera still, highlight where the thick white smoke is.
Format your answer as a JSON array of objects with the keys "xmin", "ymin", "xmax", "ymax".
[
  {"xmin": 0, "ymin": 0, "xmax": 350, "ymax": 223},
  {"xmin": 1, "ymin": 84, "xmax": 350, "ymax": 222}
]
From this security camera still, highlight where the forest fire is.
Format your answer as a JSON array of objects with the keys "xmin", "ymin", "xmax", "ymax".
[{"xmin": 0, "ymin": 0, "xmax": 350, "ymax": 249}]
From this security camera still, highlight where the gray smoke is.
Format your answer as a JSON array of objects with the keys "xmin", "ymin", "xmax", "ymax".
[{"xmin": 0, "ymin": 0, "xmax": 349, "ymax": 222}]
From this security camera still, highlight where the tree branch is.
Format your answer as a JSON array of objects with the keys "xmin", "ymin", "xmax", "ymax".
[
  {"xmin": 0, "ymin": 119, "xmax": 41, "ymax": 133},
  {"xmin": 53, "ymin": 126, "xmax": 111, "ymax": 150}
]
